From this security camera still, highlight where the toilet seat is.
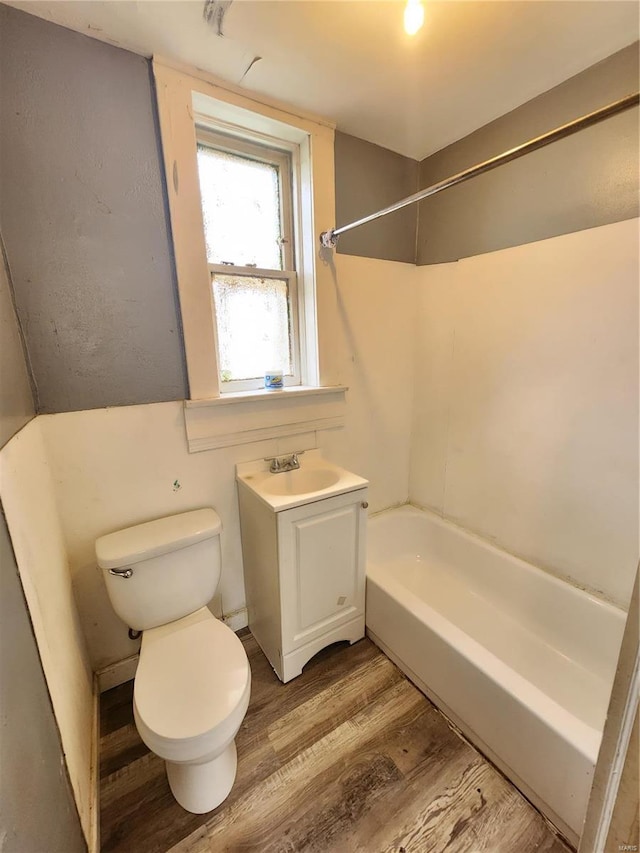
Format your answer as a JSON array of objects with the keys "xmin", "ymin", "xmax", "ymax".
[{"xmin": 134, "ymin": 608, "xmax": 251, "ymax": 764}]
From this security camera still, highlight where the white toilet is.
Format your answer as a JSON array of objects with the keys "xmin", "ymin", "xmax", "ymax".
[{"xmin": 96, "ymin": 508, "xmax": 251, "ymax": 814}]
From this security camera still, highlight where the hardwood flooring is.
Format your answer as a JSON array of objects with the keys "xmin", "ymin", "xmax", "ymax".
[{"xmin": 100, "ymin": 635, "xmax": 573, "ymax": 853}]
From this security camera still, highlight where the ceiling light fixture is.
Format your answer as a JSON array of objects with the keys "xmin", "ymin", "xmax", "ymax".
[{"xmin": 404, "ymin": 0, "xmax": 424, "ymax": 35}]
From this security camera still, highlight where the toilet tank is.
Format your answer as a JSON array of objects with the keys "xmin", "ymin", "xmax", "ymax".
[{"xmin": 96, "ymin": 509, "xmax": 222, "ymax": 631}]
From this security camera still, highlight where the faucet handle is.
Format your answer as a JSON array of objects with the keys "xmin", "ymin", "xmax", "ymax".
[
  {"xmin": 287, "ymin": 451, "xmax": 305, "ymax": 470},
  {"xmin": 264, "ymin": 456, "xmax": 283, "ymax": 472},
  {"xmin": 264, "ymin": 451, "xmax": 306, "ymax": 462},
  {"xmin": 263, "ymin": 451, "xmax": 305, "ymax": 473}
]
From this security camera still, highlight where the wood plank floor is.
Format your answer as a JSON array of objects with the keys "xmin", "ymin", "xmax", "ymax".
[{"xmin": 100, "ymin": 635, "xmax": 573, "ymax": 853}]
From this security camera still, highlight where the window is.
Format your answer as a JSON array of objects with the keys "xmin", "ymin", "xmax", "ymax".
[
  {"xmin": 153, "ymin": 59, "xmax": 341, "ymax": 412},
  {"xmin": 153, "ymin": 61, "xmax": 346, "ymax": 449},
  {"xmin": 195, "ymin": 129, "xmax": 300, "ymax": 392}
]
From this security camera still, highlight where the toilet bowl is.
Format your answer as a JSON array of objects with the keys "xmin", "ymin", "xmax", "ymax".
[
  {"xmin": 96, "ymin": 508, "xmax": 251, "ymax": 813},
  {"xmin": 134, "ymin": 607, "xmax": 251, "ymax": 813}
]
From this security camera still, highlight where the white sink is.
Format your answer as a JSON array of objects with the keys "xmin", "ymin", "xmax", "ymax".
[
  {"xmin": 261, "ymin": 467, "xmax": 341, "ymax": 496},
  {"xmin": 236, "ymin": 450, "xmax": 368, "ymax": 511}
]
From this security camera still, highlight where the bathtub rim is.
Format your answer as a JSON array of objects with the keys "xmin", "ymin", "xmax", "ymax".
[{"xmin": 369, "ymin": 503, "xmax": 628, "ymax": 618}]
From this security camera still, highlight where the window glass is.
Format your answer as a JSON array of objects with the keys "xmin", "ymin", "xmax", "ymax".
[
  {"xmin": 212, "ymin": 273, "xmax": 292, "ymax": 382},
  {"xmin": 197, "ymin": 144, "xmax": 283, "ymax": 269}
]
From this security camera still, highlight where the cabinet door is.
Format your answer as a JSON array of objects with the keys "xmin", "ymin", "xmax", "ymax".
[{"xmin": 278, "ymin": 489, "xmax": 367, "ymax": 655}]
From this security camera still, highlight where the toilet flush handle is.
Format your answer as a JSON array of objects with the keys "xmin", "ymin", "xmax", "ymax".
[{"xmin": 109, "ymin": 567, "xmax": 133, "ymax": 579}]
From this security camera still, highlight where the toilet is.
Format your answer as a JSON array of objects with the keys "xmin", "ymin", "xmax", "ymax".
[{"xmin": 96, "ymin": 508, "xmax": 251, "ymax": 814}]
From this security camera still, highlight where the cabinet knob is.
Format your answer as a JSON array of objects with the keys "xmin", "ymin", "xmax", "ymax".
[{"xmin": 361, "ymin": 501, "xmax": 369, "ymax": 509}]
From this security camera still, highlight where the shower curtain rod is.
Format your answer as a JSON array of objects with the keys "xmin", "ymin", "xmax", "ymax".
[{"xmin": 319, "ymin": 91, "xmax": 639, "ymax": 249}]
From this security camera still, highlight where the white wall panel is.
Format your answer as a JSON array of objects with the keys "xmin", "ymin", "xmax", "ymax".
[
  {"xmin": 0, "ymin": 420, "xmax": 95, "ymax": 843},
  {"xmin": 410, "ymin": 218, "xmax": 639, "ymax": 608},
  {"xmin": 320, "ymin": 253, "xmax": 416, "ymax": 508}
]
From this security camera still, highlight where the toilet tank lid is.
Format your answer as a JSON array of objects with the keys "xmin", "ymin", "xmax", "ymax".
[{"xmin": 95, "ymin": 509, "xmax": 221, "ymax": 570}]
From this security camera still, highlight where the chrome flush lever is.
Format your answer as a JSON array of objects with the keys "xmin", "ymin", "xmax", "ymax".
[{"xmin": 109, "ymin": 567, "xmax": 133, "ymax": 579}]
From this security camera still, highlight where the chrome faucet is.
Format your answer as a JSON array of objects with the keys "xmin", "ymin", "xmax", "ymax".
[{"xmin": 265, "ymin": 452, "xmax": 304, "ymax": 474}]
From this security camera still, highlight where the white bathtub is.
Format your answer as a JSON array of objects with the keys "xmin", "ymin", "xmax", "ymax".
[{"xmin": 366, "ymin": 505, "xmax": 626, "ymax": 846}]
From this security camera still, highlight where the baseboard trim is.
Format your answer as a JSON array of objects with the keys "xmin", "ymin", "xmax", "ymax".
[
  {"xmin": 222, "ymin": 606, "xmax": 248, "ymax": 632},
  {"xmin": 96, "ymin": 654, "xmax": 139, "ymax": 693}
]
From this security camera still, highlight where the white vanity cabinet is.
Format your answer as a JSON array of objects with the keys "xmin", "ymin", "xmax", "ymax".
[{"xmin": 237, "ymin": 476, "xmax": 368, "ymax": 683}]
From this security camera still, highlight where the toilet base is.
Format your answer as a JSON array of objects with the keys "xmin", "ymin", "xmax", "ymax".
[{"xmin": 165, "ymin": 741, "xmax": 238, "ymax": 814}]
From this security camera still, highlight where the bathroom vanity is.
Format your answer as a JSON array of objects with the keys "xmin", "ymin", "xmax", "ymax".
[{"xmin": 236, "ymin": 451, "xmax": 369, "ymax": 682}]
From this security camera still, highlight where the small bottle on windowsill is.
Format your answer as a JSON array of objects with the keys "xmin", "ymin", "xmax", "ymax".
[{"xmin": 264, "ymin": 369, "xmax": 284, "ymax": 390}]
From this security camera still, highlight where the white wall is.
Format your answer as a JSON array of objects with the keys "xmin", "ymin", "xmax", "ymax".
[
  {"xmin": 317, "ymin": 253, "xmax": 416, "ymax": 499},
  {"xmin": 8, "ymin": 216, "xmax": 637, "ymax": 684},
  {"xmin": 40, "ymin": 254, "xmax": 416, "ymax": 670},
  {"xmin": 410, "ymin": 218, "xmax": 639, "ymax": 609},
  {"xmin": 0, "ymin": 419, "xmax": 95, "ymax": 843}
]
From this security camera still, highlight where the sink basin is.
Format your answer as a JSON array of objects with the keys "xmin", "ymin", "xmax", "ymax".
[
  {"xmin": 236, "ymin": 450, "xmax": 369, "ymax": 511},
  {"xmin": 261, "ymin": 467, "xmax": 341, "ymax": 496}
]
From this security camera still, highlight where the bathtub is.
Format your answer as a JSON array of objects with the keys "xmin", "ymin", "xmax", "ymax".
[{"xmin": 366, "ymin": 505, "xmax": 626, "ymax": 846}]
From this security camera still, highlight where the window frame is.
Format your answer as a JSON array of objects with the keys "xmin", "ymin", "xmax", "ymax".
[
  {"xmin": 153, "ymin": 58, "xmax": 340, "ymax": 405},
  {"xmin": 196, "ymin": 126, "xmax": 302, "ymax": 392}
]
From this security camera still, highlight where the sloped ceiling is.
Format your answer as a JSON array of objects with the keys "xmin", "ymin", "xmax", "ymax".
[{"xmin": 6, "ymin": 0, "xmax": 639, "ymax": 159}]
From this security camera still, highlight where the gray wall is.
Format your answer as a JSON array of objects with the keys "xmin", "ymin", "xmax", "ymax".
[
  {"xmin": 0, "ymin": 507, "xmax": 87, "ymax": 853},
  {"xmin": 0, "ymin": 3, "xmax": 420, "ymax": 418},
  {"xmin": 1, "ymin": 5, "xmax": 637, "ymax": 408},
  {"xmin": 335, "ymin": 132, "xmax": 418, "ymax": 264},
  {"xmin": 0, "ymin": 88, "xmax": 82, "ymax": 848},
  {"xmin": 0, "ymin": 242, "xmax": 35, "ymax": 445},
  {"xmin": 0, "ymin": 4, "xmax": 188, "ymax": 413},
  {"xmin": 417, "ymin": 43, "xmax": 640, "ymax": 264},
  {"xmin": 0, "ymin": 17, "xmax": 86, "ymax": 847}
]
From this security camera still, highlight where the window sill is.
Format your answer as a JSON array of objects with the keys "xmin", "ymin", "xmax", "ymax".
[
  {"xmin": 185, "ymin": 385, "xmax": 347, "ymax": 408},
  {"xmin": 184, "ymin": 385, "xmax": 347, "ymax": 452}
]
